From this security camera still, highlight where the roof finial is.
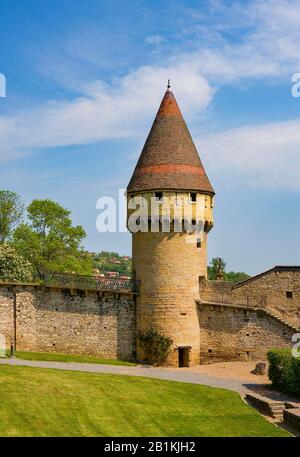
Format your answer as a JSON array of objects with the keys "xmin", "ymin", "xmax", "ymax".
[{"xmin": 167, "ymin": 79, "xmax": 171, "ymax": 91}]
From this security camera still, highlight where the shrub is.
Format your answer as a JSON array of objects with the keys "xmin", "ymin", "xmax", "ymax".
[
  {"xmin": 268, "ymin": 349, "xmax": 300, "ymax": 397},
  {"xmin": 0, "ymin": 244, "xmax": 33, "ymax": 282},
  {"xmin": 139, "ymin": 331, "xmax": 173, "ymax": 366}
]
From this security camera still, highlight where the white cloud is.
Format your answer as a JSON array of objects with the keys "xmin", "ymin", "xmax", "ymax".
[
  {"xmin": 174, "ymin": 0, "xmax": 300, "ymax": 83},
  {"xmin": 1, "ymin": 0, "xmax": 300, "ymax": 194},
  {"xmin": 198, "ymin": 118, "xmax": 300, "ymax": 190},
  {"xmin": 0, "ymin": 64, "xmax": 213, "ymax": 161},
  {"xmin": 145, "ymin": 35, "xmax": 165, "ymax": 45}
]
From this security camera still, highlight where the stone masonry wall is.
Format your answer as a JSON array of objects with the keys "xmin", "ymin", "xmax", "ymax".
[
  {"xmin": 133, "ymin": 230, "xmax": 207, "ymax": 366},
  {"xmin": 199, "ymin": 303, "xmax": 294, "ymax": 364},
  {"xmin": 0, "ymin": 283, "xmax": 136, "ymax": 360},
  {"xmin": 199, "ymin": 269, "xmax": 300, "ymax": 329},
  {"xmin": 1, "ymin": 268, "xmax": 299, "ymax": 366},
  {"xmin": 0, "ymin": 286, "xmax": 14, "ymax": 350}
]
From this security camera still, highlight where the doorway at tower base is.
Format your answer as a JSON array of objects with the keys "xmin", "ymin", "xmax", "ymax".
[
  {"xmin": 136, "ymin": 346, "xmax": 200, "ymax": 368},
  {"xmin": 171, "ymin": 347, "xmax": 200, "ymax": 368},
  {"xmin": 178, "ymin": 346, "xmax": 191, "ymax": 367}
]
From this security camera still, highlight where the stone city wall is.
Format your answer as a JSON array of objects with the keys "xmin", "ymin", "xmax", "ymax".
[
  {"xmin": 0, "ymin": 283, "xmax": 136, "ymax": 360},
  {"xmin": 199, "ymin": 302, "xmax": 295, "ymax": 364},
  {"xmin": 199, "ymin": 268, "xmax": 300, "ymax": 329}
]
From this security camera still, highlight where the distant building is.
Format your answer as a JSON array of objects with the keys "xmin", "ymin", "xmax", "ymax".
[
  {"xmin": 105, "ymin": 271, "xmax": 119, "ymax": 278},
  {"xmin": 110, "ymin": 259, "xmax": 121, "ymax": 264}
]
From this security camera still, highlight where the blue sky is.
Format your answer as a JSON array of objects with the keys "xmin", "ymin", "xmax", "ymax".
[{"xmin": 0, "ymin": 0, "xmax": 300, "ymax": 275}]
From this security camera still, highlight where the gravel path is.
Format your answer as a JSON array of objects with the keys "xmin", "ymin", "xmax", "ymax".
[{"xmin": 0, "ymin": 357, "xmax": 254, "ymax": 395}]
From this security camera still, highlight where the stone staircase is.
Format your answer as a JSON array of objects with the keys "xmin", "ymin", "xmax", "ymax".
[
  {"xmin": 269, "ymin": 402, "xmax": 286, "ymax": 421},
  {"xmin": 198, "ymin": 299, "xmax": 299, "ymax": 334},
  {"xmin": 246, "ymin": 393, "xmax": 285, "ymax": 421},
  {"xmin": 260, "ymin": 308, "xmax": 299, "ymax": 333},
  {"xmin": 246, "ymin": 393, "xmax": 300, "ymax": 433}
]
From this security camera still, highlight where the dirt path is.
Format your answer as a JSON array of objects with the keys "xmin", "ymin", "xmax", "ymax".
[
  {"xmin": 188, "ymin": 361, "xmax": 269, "ymax": 382},
  {"xmin": 0, "ymin": 358, "xmax": 268, "ymax": 395}
]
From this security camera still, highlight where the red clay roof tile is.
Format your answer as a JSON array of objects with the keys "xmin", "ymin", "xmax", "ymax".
[{"xmin": 127, "ymin": 89, "xmax": 214, "ymax": 195}]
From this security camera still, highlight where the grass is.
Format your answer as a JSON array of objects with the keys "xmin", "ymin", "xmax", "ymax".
[
  {"xmin": 0, "ymin": 364, "xmax": 290, "ymax": 437},
  {"xmin": 13, "ymin": 350, "xmax": 137, "ymax": 366}
]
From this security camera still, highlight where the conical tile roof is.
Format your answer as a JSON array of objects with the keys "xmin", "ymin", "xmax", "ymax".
[{"xmin": 127, "ymin": 88, "xmax": 214, "ymax": 195}]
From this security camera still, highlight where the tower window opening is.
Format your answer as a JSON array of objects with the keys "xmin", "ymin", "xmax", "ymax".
[
  {"xmin": 197, "ymin": 238, "xmax": 201, "ymax": 248},
  {"xmin": 286, "ymin": 291, "xmax": 293, "ymax": 299},
  {"xmin": 155, "ymin": 191, "xmax": 163, "ymax": 201},
  {"xmin": 189, "ymin": 192, "xmax": 197, "ymax": 203}
]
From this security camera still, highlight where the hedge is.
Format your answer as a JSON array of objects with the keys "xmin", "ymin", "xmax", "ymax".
[{"xmin": 268, "ymin": 349, "xmax": 300, "ymax": 397}]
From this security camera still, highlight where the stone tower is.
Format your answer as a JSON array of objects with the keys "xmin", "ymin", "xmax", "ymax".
[{"xmin": 127, "ymin": 86, "xmax": 214, "ymax": 367}]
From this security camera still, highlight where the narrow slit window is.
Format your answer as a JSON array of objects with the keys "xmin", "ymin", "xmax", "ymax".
[
  {"xmin": 197, "ymin": 238, "xmax": 201, "ymax": 248},
  {"xmin": 189, "ymin": 192, "xmax": 197, "ymax": 203}
]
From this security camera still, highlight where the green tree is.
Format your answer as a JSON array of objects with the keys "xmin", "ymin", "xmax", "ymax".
[
  {"xmin": 0, "ymin": 190, "xmax": 24, "ymax": 242},
  {"xmin": 0, "ymin": 244, "xmax": 32, "ymax": 282},
  {"xmin": 13, "ymin": 199, "xmax": 91, "ymax": 279},
  {"xmin": 209, "ymin": 257, "xmax": 226, "ymax": 280},
  {"xmin": 224, "ymin": 271, "xmax": 250, "ymax": 284},
  {"xmin": 208, "ymin": 257, "xmax": 250, "ymax": 284}
]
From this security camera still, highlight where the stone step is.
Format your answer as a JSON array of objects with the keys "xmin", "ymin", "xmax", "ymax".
[
  {"xmin": 271, "ymin": 406, "xmax": 285, "ymax": 412},
  {"xmin": 245, "ymin": 393, "xmax": 285, "ymax": 419},
  {"xmin": 272, "ymin": 411, "xmax": 284, "ymax": 416},
  {"xmin": 268, "ymin": 403, "xmax": 285, "ymax": 408}
]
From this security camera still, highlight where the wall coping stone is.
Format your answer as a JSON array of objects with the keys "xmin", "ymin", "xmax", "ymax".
[
  {"xmin": 0, "ymin": 281, "xmax": 137, "ymax": 296},
  {"xmin": 233, "ymin": 265, "xmax": 300, "ymax": 289}
]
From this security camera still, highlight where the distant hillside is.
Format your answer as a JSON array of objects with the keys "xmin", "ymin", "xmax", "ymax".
[
  {"xmin": 84, "ymin": 251, "xmax": 249, "ymax": 283},
  {"xmin": 83, "ymin": 251, "xmax": 132, "ymax": 277}
]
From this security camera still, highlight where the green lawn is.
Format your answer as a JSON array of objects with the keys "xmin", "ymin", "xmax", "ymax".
[
  {"xmin": 0, "ymin": 365, "xmax": 289, "ymax": 437},
  {"xmin": 13, "ymin": 351, "xmax": 137, "ymax": 366}
]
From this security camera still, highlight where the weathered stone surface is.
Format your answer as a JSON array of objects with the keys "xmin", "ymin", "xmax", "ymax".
[
  {"xmin": 132, "ymin": 227, "xmax": 209, "ymax": 367},
  {"xmin": 199, "ymin": 268, "xmax": 300, "ymax": 329},
  {"xmin": 254, "ymin": 363, "xmax": 267, "ymax": 375},
  {"xmin": 198, "ymin": 302, "xmax": 294, "ymax": 364},
  {"xmin": 1, "ymin": 271, "xmax": 299, "ymax": 367},
  {"xmin": 0, "ymin": 284, "xmax": 136, "ymax": 361}
]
